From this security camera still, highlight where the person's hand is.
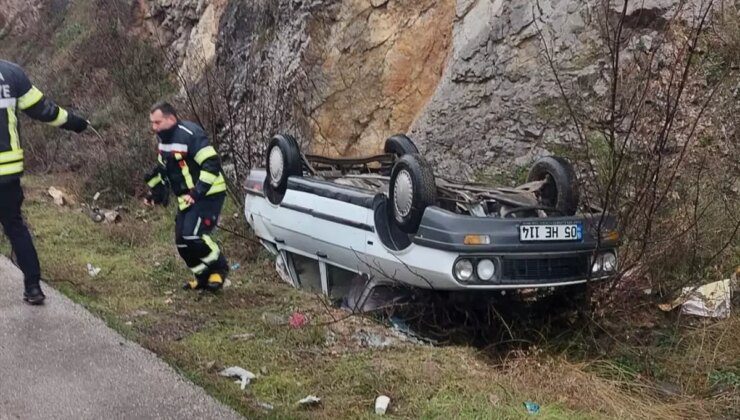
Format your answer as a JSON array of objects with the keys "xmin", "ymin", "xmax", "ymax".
[
  {"xmin": 143, "ymin": 197, "xmax": 153, "ymax": 207},
  {"xmin": 183, "ymin": 194, "xmax": 195, "ymax": 205},
  {"xmin": 61, "ymin": 112, "xmax": 89, "ymax": 133}
]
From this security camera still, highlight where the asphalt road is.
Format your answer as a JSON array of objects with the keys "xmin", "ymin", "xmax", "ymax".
[{"xmin": 0, "ymin": 257, "xmax": 242, "ymax": 420}]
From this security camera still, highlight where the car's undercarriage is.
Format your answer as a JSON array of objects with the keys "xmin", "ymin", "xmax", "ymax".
[{"xmin": 303, "ymin": 153, "xmax": 583, "ymax": 219}]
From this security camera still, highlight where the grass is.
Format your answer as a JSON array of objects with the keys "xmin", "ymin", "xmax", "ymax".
[{"xmin": 0, "ymin": 174, "xmax": 737, "ymax": 419}]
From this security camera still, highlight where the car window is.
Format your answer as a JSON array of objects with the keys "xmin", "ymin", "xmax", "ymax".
[
  {"xmin": 288, "ymin": 253, "xmax": 322, "ymax": 293},
  {"xmin": 327, "ymin": 265, "xmax": 356, "ymax": 300}
]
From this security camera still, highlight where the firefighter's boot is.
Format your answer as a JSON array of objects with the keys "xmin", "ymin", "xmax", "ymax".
[
  {"xmin": 206, "ymin": 272, "xmax": 224, "ymax": 292},
  {"xmin": 182, "ymin": 278, "xmax": 203, "ymax": 291}
]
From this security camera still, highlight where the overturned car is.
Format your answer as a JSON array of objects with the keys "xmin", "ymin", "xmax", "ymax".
[{"xmin": 244, "ymin": 134, "xmax": 619, "ymax": 301}]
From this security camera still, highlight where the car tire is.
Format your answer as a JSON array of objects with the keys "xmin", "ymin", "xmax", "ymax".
[
  {"xmin": 388, "ymin": 154, "xmax": 436, "ymax": 234},
  {"xmin": 264, "ymin": 134, "xmax": 302, "ymax": 204},
  {"xmin": 526, "ymin": 156, "xmax": 580, "ymax": 216},
  {"xmin": 384, "ymin": 134, "xmax": 419, "ymax": 157}
]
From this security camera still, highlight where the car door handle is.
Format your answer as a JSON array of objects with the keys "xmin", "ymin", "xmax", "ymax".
[
  {"xmin": 316, "ymin": 252, "xmax": 327, "ymax": 258},
  {"xmin": 275, "ymin": 238, "xmax": 285, "ymax": 244}
]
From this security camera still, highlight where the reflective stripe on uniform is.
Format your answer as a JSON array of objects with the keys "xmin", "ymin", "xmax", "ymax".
[
  {"xmin": 0, "ymin": 149, "xmax": 23, "ymax": 163},
  {"xmin": 199, "ymin": 170, "xmax": 218, "ymax": 184},
  {"xmin": 181, "ymin": 163, "xmax": 195, "ymax": 189},
  {"xmin": 0, "ymin": 98, "xmax": 17, "ymax": 109},
  {"xmin": 147, "ymin": 174, "xmax": 162, "ymax": 187},
  {"xmin": 193, "ymin": 217, "xmax": 202, "ymax": 236},
  {"xmin": 201, "ymin": 235, "xmax": 220, "ymax": 264},
  {"xmin": 49, "ymin": 108, "xmax": 68, "ymax": 127},
  {"xmin": 194, "ymin": 146, "xmax": 217, "ymax": 165},
  {"xmin": 190, "ymin": 263, "xmax": 207, "ymax": 274},
  {"xmin": 158, "ymin": 143, "xmax": 189, "ymax": 153},
  {"xmin": 17, "ymin": 86, "xmax": 43, "ymax": 110},
  {"xmin": 7, "ymin": 108, "xmax": 19, "ymax": 150},
  {"xmin": 0, "ymin": 161, "xmax": 24, "ymax": 175},
  {"xmin": 177, "ymin": 124, "xmax": 194, "ymax": 135},
  {"xmin": 206, "ymin": 178, "xmax": 227, "ymax": 195}
]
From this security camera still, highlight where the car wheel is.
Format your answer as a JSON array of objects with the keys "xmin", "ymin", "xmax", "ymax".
[
  {"xmin": 526, "ymin": 156, "xmax": 580, "ymax": 216},
  {"xmin": 388, "ymin": 154, "xmax": 436, "ymax": 234},
  {"xmin": 264, "ymin": 134, "xmax": 302, "ymax": 204},
  {"xmin": 384, "ymin": 134, "xmax": 419, "ymax": 157}
]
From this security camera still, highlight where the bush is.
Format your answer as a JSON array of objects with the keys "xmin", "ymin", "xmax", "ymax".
[{"xmin": 537, "ymin": 0, "xmax": 740, "ymax": 303}]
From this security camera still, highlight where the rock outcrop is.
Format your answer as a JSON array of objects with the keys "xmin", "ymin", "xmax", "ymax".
[{"xmin": 136, "ymin": 0, "xmax": 707, "ymax": 176}]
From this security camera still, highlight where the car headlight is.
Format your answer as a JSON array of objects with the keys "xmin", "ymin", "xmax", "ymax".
[
  {"xmin": 592, "ymin": 252, "xmax": 617, "ymax": 274},
  {"xmin": 591, "ymin": 256, "xmax": 602, "ymax": 274},
  {"xmin": 476, "ymin": 259, "xmax": 496, "ymax": 281},
  {"xmin": 601, "ymin": 252, "xmax": 617, "ymax": 272},
  {"xmin": 454, "ymin": 259, "xmax": 474, "ymax": 282}
]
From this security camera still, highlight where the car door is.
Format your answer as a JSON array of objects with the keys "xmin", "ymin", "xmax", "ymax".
[{"xmin": 268, "ymin": 188, "xmax": 369, "ymax": 273}]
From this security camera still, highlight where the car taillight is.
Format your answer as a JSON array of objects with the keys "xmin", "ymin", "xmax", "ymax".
[{"xmin": 246, "ymin": 180, "xmax": 263, "ymax": 191}]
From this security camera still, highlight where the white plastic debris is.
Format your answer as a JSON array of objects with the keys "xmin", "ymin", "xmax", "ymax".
[
  {"xmin": 219, "ymin": 366, "xmax": 257, "ymax": 390},
  {"xmin": 257, "ymin": 402, "xmax": 274, "ymax": 411},
  {"xmin": 298, "ymin": 395, "xmax": 321, "ymax": 406},
  {"xmin": 375, "ymin": 395, "xmax": 391, "ymax": 415},
  {"xmin": 353, "ymin": 331, "xmax": 395, "ymax": 349},
  {"xmin": 103, "ymin": 210, "xmax": 121, "ymax": 224},
  {"xmin": 659, "ymin": 279, "xmax": 733, "ymax": 319},
  {"xmin": 86, "ymin": 263, "xmax": 101, "ymax": 277},
  {"xmin": 48, "ymin": 187, "xmax": 66, "ymax": 206}
]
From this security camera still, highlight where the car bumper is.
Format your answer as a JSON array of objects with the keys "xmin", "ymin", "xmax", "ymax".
[{"xmin": 361, "ymin": 241, "xmax": 616, "ymax": 290}]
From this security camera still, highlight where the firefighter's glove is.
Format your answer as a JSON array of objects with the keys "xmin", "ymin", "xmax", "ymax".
[
  {"xmin": 148, "ymin": 184, "xmax": 170, "ymax": 206},
  {"xmin": 61, "ymin": 113, "xmax": 89, "ymax": 133}
]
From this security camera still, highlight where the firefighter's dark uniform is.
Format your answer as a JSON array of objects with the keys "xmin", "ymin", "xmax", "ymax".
[
  {"xmin": 0, "ymin": 60, "xmax": 88, "ymax": 303},
  {"xmin": 145, "ymin": 120, "xmax": 229, "ymax": 290}
]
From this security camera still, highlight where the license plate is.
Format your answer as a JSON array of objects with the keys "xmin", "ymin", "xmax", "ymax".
[{"xmin": 519, "ymin": 223, "xmax": 582, "ymax": 242}]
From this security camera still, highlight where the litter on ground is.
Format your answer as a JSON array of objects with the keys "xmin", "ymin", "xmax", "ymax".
[
  {"xmin": 523, "ymin": 401, "xmax": 540, "ymax": 414},
  {"xmin": 289, "ymin": 312, "xmax": 308, "ymax": 328},
  {"xmin": 375, "ymin": 395, "xmax": 391, "ymax": 415},
  {"xmin": 298, "ymin": 395, "xmax": 321, "ymax": 407},
  {"xmin": 48, "ymin": 186, "xmax": 67, "ymax": 206},
  {"xmin": 219, "ymin": 366, "xmax": 257, "ymax": 390},
  {"xmin": 659, "ymin": 279, "xmax": 733, "ymax": 319},
  {"xmin": 86, "ymin": 263, "xmax": 101, "ymax": 277}
]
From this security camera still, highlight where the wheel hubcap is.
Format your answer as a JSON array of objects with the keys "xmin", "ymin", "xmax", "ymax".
[
  {"xmin": 269, "ymin": 146, "xmax": 285, "ymax": 188},
  {"xmin": 394, "ymin": 170, "xmax": 413, "ymax": 220}
]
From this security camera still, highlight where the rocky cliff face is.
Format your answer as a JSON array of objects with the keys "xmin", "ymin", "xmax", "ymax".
[
  {"xmin": 138, "ymin": 0, "xmax": 703, "ymax": 176},
  {"xmin": 0, "ymin": 0, "xmax": 43, "ymax": 37},
  {"xmin": 135, "ymin": 0, "xmax": 229, "ymax": 84},
  {"xmin": 303, "ymin": 0, "xmax": 455, "ymax": 158},
  {"xmin": 411, "ymin": 0, "xmax": 705, "ymax": 177}
]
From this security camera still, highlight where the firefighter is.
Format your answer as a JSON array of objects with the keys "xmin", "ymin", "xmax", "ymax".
[
  {"xmin": 0, "ymin": 60, "xmax": 88, "ymax": 304},
  {"xmin": 144, "ymin": 102, "xmax": 229, "ymax": 291}
]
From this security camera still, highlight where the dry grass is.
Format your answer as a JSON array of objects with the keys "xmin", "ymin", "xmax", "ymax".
[{"xmin": 0, "ymin": 175, "xmax": 735, "ymax": 419}]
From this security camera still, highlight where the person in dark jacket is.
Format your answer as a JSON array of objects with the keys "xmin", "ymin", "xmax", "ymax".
[
  {"xmin": 144, "ymin": 102, "xmax": 229, "ymax": 291},
  {"xmin": 0, "ymin": 59, "xmax": 88, "ymax": 304}
]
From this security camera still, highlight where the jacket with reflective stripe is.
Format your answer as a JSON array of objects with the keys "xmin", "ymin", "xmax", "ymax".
[
  {"xmin": 145, "ymin": 120, "xmax": 226, "ymax": 210},
  {"xmin": 0, "ymin": 60, "xmax": 76, "ymax": 183}
]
